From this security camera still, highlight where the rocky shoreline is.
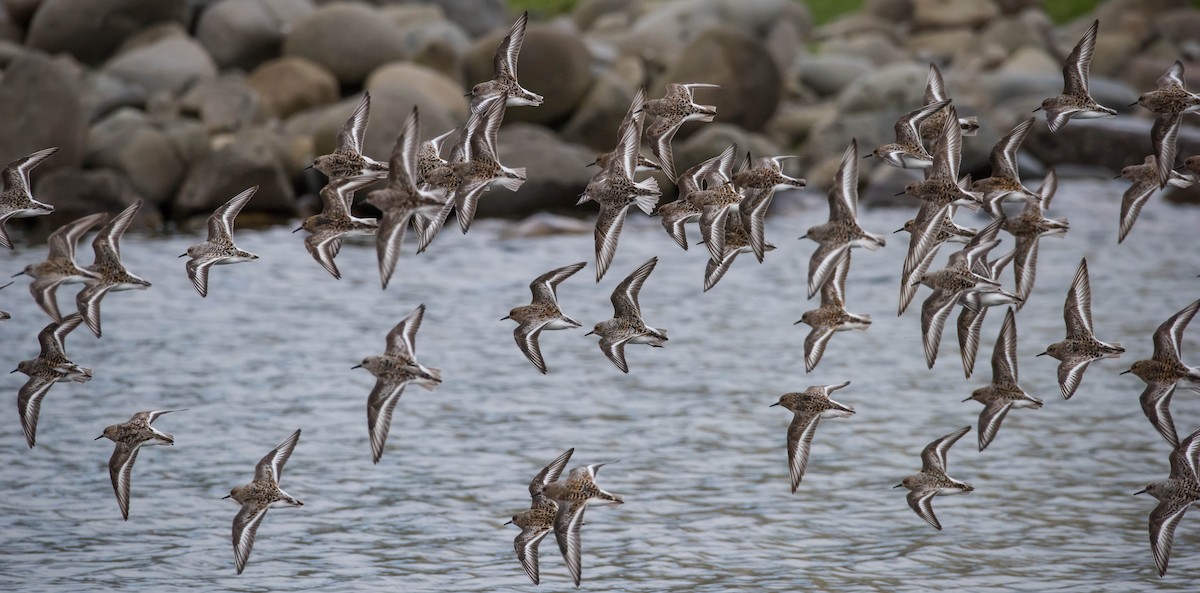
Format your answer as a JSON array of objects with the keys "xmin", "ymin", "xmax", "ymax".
[{"xmin": 0, "ymin": 0, "xmax": 1197, "ymax": 240}]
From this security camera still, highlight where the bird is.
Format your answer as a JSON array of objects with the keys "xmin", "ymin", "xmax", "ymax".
[
  {"xmin": 13, "ymin": 313, "xmax": 92, "ymax": 448},
  {"xmin": 13, "ymin": 212, "xmax": 106, "ymax": 322},
  {"xmin": 584, "ymin": 121, "xmax": 660, "ymax": 282},
  {"xmin": 1122, "ymin": 299, "xmax": 1200, "ymax": 448},
  {"xmin": 587, "ymin": 86, "xmax": 659, "ymax": 178},
  {"xmin": 95, "ymin": 409, "xmax": 184, "ymax": 520},
  {"xmin": 182, "ymin": 187, "xmax": 259, "ymax": 298},
  {"xmin": 796, "ymin": 252, "xmax": 870, "ymax": 373},
  {"xmin": 0, "ymin": 280, "xmax": 12, "ymax": 320},
  {"xmin": 655, "ymin": 144, "xmax": 737, "ymax": 251},
  {"xmin": 224, "ymin": 429, "xmax": 303, "ymax": 575},
  {"xmin": 1116, "ymin": 154, "xmax": 1195, "ymax": 243},
  {"xmin": 1038, "ymin": 258, "xmax": 1124, "ymax": 399},
  {"xmin": 702, "ymin": 208, "xmax": 775, "ymax": 292},
  {"xmin": 729, "ymin": 152, "xmax": 807, "ymax": 262},
  {"xmin": 297, "ymin": 176, "xmax": 379, "ymax": 280},
  {"xmin": 1136, "ymin": 426, "xmax": 1200, "ymax": 577},
  {"xmin": 1135, "ymin": 61, "xmax": 1200, "ymax": 188},
  {"xmin": 364, "ymin": 107, "xmax": 450, "ymax": 288},
  {"xmin": 918, "ymin": 63, "xmax": 979, "ymax": 145},
  {"xmin": 956, "ymin": 248, "xmax": 1018, "ymax": 379},
  {"xmin": 870, "ymin": 98, "xmax": 950, "ymax": 169},
  {"xmin": 897, "ymin": 426, "xmax": 974, "ymax": 530},
  {"xmin": 894, "ymin": 206, "xmax": 977, "ymax": 316},
  {"xmin": 972, "ymin": 117, "xmax": 1038, "ymax": 215},
  {"xmin": 467, "ymin": 11, "xmax": 543, "ymax": 114},
  {"xmin": 447, "ymin": 99, "xmax": 526, "ymax": 235},
  {"xmin": 542, "ymin": 459, "xmax": 624, "ymax": 587},
  {"xmin": 587, "ymin": 257, "xmax": 667, "ymax": 373},
  {"xmin": 641, "ymin": 82, "xmax": 719, "ymax": 181},
  {"xmin": 1036, "ymin": 19, "xmax": 1116, "ymax": 133},
  {"xmin": 962, "ymin": 307, "xmax": 1043, "ymax": 451},
  {"xmin": 311, "ymin": 93, "xmax": 388, "ymax": 181},
  {"xmin": 770, "ymin": 381, "xmax": 854, "ymax": 492},
  {"xmin": 416, "ymin": 127, "xmax": 457, "ymax": 189},
  {"xmin": 1005, "ymin": 169, "xmax": 1069, "ymax": 305},
  {"xmin": 503, "ymin": 262, "xmax": 587, "ymax": 374},
  {"xmin": 506, "ymin": 448, "xmax": 575, "ymax": 585},
  {"xmin": 0, "ymin": 146, "xmax": 59, "ymax": 248},
  {"xmin": 75, "ymin": 200, "xmax": 152, "ymax": 338}
]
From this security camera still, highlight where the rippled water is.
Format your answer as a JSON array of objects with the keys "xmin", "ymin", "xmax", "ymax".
[{"xmin": 1, "ymin": 178, "xmax": 1198, "ymax": 591}]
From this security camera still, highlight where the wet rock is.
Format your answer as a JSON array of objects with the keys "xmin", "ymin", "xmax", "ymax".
[
  {"xmin": 0, "ymin": 50, "xmax": 87, "ymax": 174},
  {"xmin": 174, "ymin": 127, "xmax": 297, "ymax": 218},
  {"xmin": 462, "ymin": 22, "xmax": 593, "ymax": 126},
  {"xmin": 178, "ymin": 74, "xmax": 266, "ymax": 134},
  {"xmin": 837, "ymin": 62, "xmax": 926, "ymax": 114},
  {"xmin": 31, "ymin": 167, "xmax": 161, "ymax": 231},
  {"xmin": 102, "ymin": 32, "xmax": 218, "ymax": 97},
  {"xmin": 486, "ymin": 124, "xmax": 596, "ymax": 218},
  {"xmin": 248, "ymin": 56, "xmax": 339, "ymax": 119},
  {"xmin": 195, "ymin": 0, "xmax": 315, "ymax": 71},
  {"xmin": 25, "ymin": 0, "xmax": 187, "ymax": 65},
  {"xmin": 912, "ymin": 0, "xmax": 999, "ymax": 30},
  {"xmin": 283, "ymin": 2, "xmax": 407, "ymax": 85},
  {"xmin": 795, "ymin": 54, "xmax": 873, "ymax": 98}
]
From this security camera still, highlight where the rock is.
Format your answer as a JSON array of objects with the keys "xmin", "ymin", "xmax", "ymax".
[
  {"xmin": 81, "ymin": 70, "xmax": 147, "ymax": 122},
  {"xmin": 1089, "ymin": 30, "xmax": 1141, "ymax": 79},
  {"xmin": 0, "ymin": 50, "xmax": 87, "ymax": 175},
  {"xmin": 85, "ymin": 108, "xmax": 199, "ymax": 207},
  {"xmin": 0, "ymin": 5, "xmax": 21, "ymax": 42},
  {"xmin": 818, "ymin": 33, "xmax": 908, "ymax": 66},
  {"xmin": 560, "ymin": 55, "xmax": 644, "ymax": 151},
  {"xmin": 363, "ymin": 62, "xmax": 470, "ymax": 156},
  {"xmin": 980, "ymin": 11, "xmax": 1051, "ymax": 57},
  {"xmin": 800, "ymin": 110, "xmax": 897, "ymax": 178},
  {"xmin": 1154, "ymin": 8, "xmax": 1200, "ymax": 54},
  {"xmin": 500, "ymin": 212, "xmax": 593, "ymax": 239},
  {"xmin": 384, "ymin": 7, "xmax": 471, "ymax": 79},
  {"xmin": 248, "ymin": 56, "xmax": 339, "ymax": 119},
  {"xmin": 980, "ymin": 71, "xmax": 1138, "ymax": 113},
  {"xmin": 573, "ymin": 0, "xmax": 640, "ymax": 31},
  {"xmin": 31, "ymin": 167, "xmax": 161, "ymax": 231},
  {"xmin": 673, "ymin": 123, "xmax": 784, "ymax": 182},
  {"xmin": 178, "ymin": 74, "xmax": 266, "ymax": 133},
  {"xmin": 860, "ymin": 162, "xmax": 922, "ymax": 208},
  {"xmin": 462, "ymin": 22, "xmax": 593, "ymax": 126},
  {"xmin": 905, "ymin": 28, "xmax": 974, "ymax": 62},
  {"xmin": 998, "ymin": 46, "xmax": 1059, "ymax": 76},
  {"xmin": 283, "ymin": 3, "xmax": 407, "ymax": 85},
  {"xmin": 763, "ymin": 102, "xmax": 839, "ymax": 150},
  {"xmin": 655, "ymin": 26, "xmax": 783, "ymax": 132},
  {"xmin": 102, "ymin": 33, "xmax": 218, "ymax": 97},
  {"xmin": 4, "ymin": 0, "xmax": 42, "ymax": 30},
  {"xmin": 1024, "ymin": 115, "xmax": 1200, "ymax": 174},
  {"xmin": 795, "ymin": 54, "xmax": 873, "ymax": 98},
  {"xmin": 836, "ymin": 62, "xmax": 926, "ymax": 114},
  {"xmin": 25, "ymin": 0, "xmax": 187, "ymax": 65},
  {"xmin": 485, "ymin": 123, "xmax": 596, "ymax": 218},
  {"xmin": 864, "ymin": 0, "xmax": 914, "ymax": 22},
  {"xmin": 174, "ymin": 127, "xmax": 297, "ymax": 218},
  {"xmin": 418, "ymin": 0, "xmax": 505, "ymax": 37},
  {"xmin": 195, "ymin": 0, "xmax": 315, "ymax": 71},
  {"xmin": 0, "ymin": 39, "xmax": 22, "ymax": 65},
  {"xmin": 815, "ymin": 12, "xmax": 904, "ymax": 45},
  {"xmin": 911, "ymin": 0, "xmax": 999, "ymax": 30}
]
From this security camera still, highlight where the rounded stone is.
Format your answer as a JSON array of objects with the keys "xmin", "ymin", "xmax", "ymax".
[
  {"xmin": 195, "ymin": 0, "xmax": 316, "ymax": 71},
  {"xmin": 836, "ymin": 62, "xmax": 927, "ymax": 114},
  {"xmin": 32, "ymin": 168, "xmax": 162, "ymax": 231},
  {"xmin": 282, "ymin": 2, "xmax": 407, "ymax": 85},
  {"xmin": 25, "ymin": 0, "xmax": 187, "ymax": 65},
  {"xmin": 102, "ymin": 34, "xmax": 218, "ymax": 97},
  {"xmin": 485, "ymin": 123, "xmax": 596, "ymax": 218},
  {"xmin": 174, "ymin": 128, "xmax": 297, "ymax": 218},
  {"xmin": 364, "ymin": 62, "xmax": 470, "ymax": 157},
  {"xmin": 248, "ymin": 56, "xmax": 340, "ymax": 119},
  {"xmin": 0, "ymin": 50, "xmax": 87, "ymax": 175},
  {"xmin": 795, "ymin": 54, "xmax": 873, "ymax": 98}
]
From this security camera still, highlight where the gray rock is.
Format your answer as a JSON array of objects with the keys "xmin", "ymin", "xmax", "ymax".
[
  {"xmin": 674, "ymin": 123, "xmax": 783, "ymax": 183},
  {"xmin": 384, "ymin": 8, "xmax": 470, "ymax": 80},
  {"xmin": 573, "ymin": 0, "xmax": 640, "ymax": 32},
  {"xmin": 980, "ymin": 72, "xmax": 1138, "ymax": 113},
  {"xmin": 979, "ymin": 11, "xmax": 1052, "ymax": 57},
  {"xmin": 0, "ymin": 5, "xmax": 21, "ymax": 42},
  {"xmin": 500, "ymin": 212, "xmax": 593, "ymax": 238},
  {"xmin": 763, "ymin": 102, "xmax": 839, "ymax": 150},
  {"xmin": 81, "ymin": 70, "xmax": 147, "ymax": 122},
  {"xmin": 905, "ymin": 28, "xmax": 974, "ymax": 62},
  {"xmin": 837, "ymin": 62, "xmax": 926, "ymax": 114},
  {"xmin": 462, "ymin": 22, "xmax": 593, "ymax": 126},
  {"xmin": 85, "ymin": 108, "xmax": 199, "ymax": 207},
  {"xmin": 412, "ymin": 0, "xmax": 505, "ymax": 37},
  {"xmin": 0, "ymin": 50, "xmax": 87, "ymax": 175},
  {"xmin": 174, "ymin": 127, "xmax": 297, "ymax": 218},
  {"xmin": 195, "ymin": 0, "xmax": 315, "ymax": 71},
  {"xmin": 864, "ymin": 0, "xmax": 913, "ymax": 22},
  {"xmin": 178, "ymin": 74, "xmax": 266, "ymax": 133},
  {"xmin": 1024, "ymin": 115, "xmax": 1200, "ymax": 174},
  {"xmin": 248, "ymin": 56, "xmax": 339, "ymax": 119},
  {"xmin": 655, "ymin": 26, "xmax": 783, "ymax": 132},
  {"xmin": 363, "ymin": 62, "xmax": 469, "ymax": 156},
  {"xmin": 860, "ymin": 162, "xmax": 922, "ymax": 208},
  {"xmin": 795, "ymin": 54, "xmax": 873, "ymax": 98},
  {"xmin": 800, "ymin": 110, "xmax": 897, "ymax": 178},
  {"xmin": 31, "ymin": 167, "xmax": 161, "ymax": 231},
  {"xmin": 0, "ymin": 39, "xmax": 23, "ymax": 66},
  {"xmin": 485, "ymin": 123, "xmax": 596, "ymax": 218},
  {"xmin": 283, "ymin": 3, "xmax": 407, "ymax": 85},
  {"xmin": 25, "ymin": 0, "xmax": 186, "ymax": 65},
  {"xmin": 998, "ymin": 45, "xmax": 1059, "ymax": 76},
  {"xmin": 102, "ymin": 34, "xmax": 218, "ymax": 97},
  {"xmin": 911, "ymin": 0, "xmax": 999, "ymax": 30},
  {"xmin": 818, "ymin": 33, "xmax": 908, "ymax": 66},
  {"xmin": 560, "ymin": 56, "xmax": 643, "ymax": 151},
  {"xmin": 4, "ymin": 0, "xmax": 42, "ymax": 30}
]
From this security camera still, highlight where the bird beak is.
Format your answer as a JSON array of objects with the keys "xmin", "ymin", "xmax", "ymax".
[
  {"xmin": 222, "ymin": 494, "xmax": 231, "ymax": 499},
  {"xmin": 1036, "ymin": 351, "xmax": 1047, "ymax": 357},
  {"xmin": 910, "ymin": 281, "xmax": 921, "ymax": 286},
  {"xmin": 585, "ymin": 161, "xmax": 597, "ymax": 168},
  {"xmin": 769, "ymin": 402, "xmax": 780, "ymax": 407},
  {"xmin": 351, "ymin": 364, "xmax": 362, "ymax": 369},
  {"xmin": 1032, "ymin": 106, "xmax": 1041, "ymax": 112},
  {"xmin": 463, "ymin": 92, "xmax": 472, "ymax": 98},
  {"xmin": 961, "ymin": 396, "xmax": 972, "ymax": 402},
  {"xmin": 94, "ymin": 435, "xmax": 104, "ymax": 440},
  {"xmin": 500, "ymin": 315, "xmax": 510, "ymax": 321},
  {"xmin": 1120, "ymin": 370, "xmax": 1132, "ymax": 375},
  {"xmin": 1134, "ymin": 488, "xmax": 1147, "ymax": 495},
  {"xmin": 1113, "ymin": 173, "xmax": 1123, "ymax": 179},
  {"xmin": 798, "ymin": 234, "xmax": 807, "ymax": 240},
  {"xmin": 584, "ymin": 331, "xmax": 595, "ymax": 336},
  {"xmin": 10, "ymin": 271, "xmax": 22, "ymax": 278},
  {"xmin": 292, "ymin": 227, "xmax": 303, "ymax": 233},
  {"xmin": 893, "ymin": 227, "xmax": 904, "ymax": 233},
  {"xmin": 9, "ymin": 369, "xmax": 17, "ymax": 373},
  {"xmin": 178, "ymin": 253, "xmax": 187, "ymax": 258},
  {"xmin": 503, "ymin": 519, "xmax": 513, "ymax": 525},
  {"xmin": 861, "ymin": 154, "xmax": 872, "ymax": 159},
  {"xmin": 893, "ymin": 483, "xmax": 904, "ymax": 488},
  {"xmin": 1128, "ymin": 102, "xmax": 1139, "ymax": 107},
  {"xmin": 894, "ymin": 190, "xmax": 906, "ymax": 196}
]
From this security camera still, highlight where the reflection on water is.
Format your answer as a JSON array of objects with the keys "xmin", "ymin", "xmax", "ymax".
[{"xmin": 1, "ymin": 178, "xmax": 1198, "ymax": 591}]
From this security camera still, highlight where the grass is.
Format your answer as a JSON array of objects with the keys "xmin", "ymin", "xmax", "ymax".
[
  {"xmin": 1041, "ymin": 0, "xmax": 1103, "ymax": 24},
  {"xmin": 800, "ymin": 0, "xmax": 864, "ymax": 26},
  {"xmin": 507, "ymin": 0, "xmax": 579, "ymax": 17}
]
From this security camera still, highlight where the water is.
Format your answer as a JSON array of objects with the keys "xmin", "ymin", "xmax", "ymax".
[{"xmin": 1, "ymin": 178, "xmax": 1198, "ymax": 591}]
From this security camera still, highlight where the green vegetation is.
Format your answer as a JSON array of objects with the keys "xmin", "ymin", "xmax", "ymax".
[
  {"xmin": 1041, "ymin": 0, "xmax": 1102, "ymax": 24},
  {"xmin": 507, "ymin": 0, "xmax": 578, "ymax": 17},
  {"xmin": 800, "ymin": 0, "xmax": 864, "ymax": 26}
]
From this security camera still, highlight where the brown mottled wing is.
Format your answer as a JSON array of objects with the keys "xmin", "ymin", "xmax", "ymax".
[
  {"xmin": 384, "ymin": 304, "xmax": 425, "ymax": 359},
  {"xmin": 108, "ymin": 443, "xmax": 140, "ymax": 521},
  {"xmin": 254, "ymin": 429, "xmax": 301, "ymax": 482}
]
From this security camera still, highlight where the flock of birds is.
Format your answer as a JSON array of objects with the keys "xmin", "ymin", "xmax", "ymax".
[{"xmin": 1, "ymin": 12, "xmax": 1200, "ymax": 585}]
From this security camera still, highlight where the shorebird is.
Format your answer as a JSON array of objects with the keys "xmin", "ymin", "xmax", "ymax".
[
  {"xmin": 897, "ymin": 426, "xmax": 974, "ymax": 530},
  {"xmin": 75, "ymin": 200, "xmax": 151, "ymax": 338},
  {"xmin": 1039, "ymin": 258, "xmax": 1124, "ymax": 399},
  {"xmin": 1006, "ymin": 169, "xmax": 1068, "ymax": 305},
  {"xmin": 182, "ymin": 187, "xmax": 259, "ymax": 298},
  {"xmin": 973, "ymin": 117, "xmax": 1038, "ymax": 214},
  {"xmin": 584, "ymin": 121, "xmax": 660, "ymax": 282},
  {"xmin": 507, "ymin": 448, "xmax": 574, "ymax": 585},
  {"xmin": 770, "ymin": 381, "xmax": 854, "ymax": 492},
  {"xmin": 364, "ymin": 107, "xmax": 449, "ymax": 288},
  {"xmin": 13, "ymin": 313, "xmax": 92, "ymax": 448},
  {"xmin": 416, "ymin": 127, "xmax": 456, "ymax": 189},
  {"xmin": 224, "ymin": 429, "xmax": 303, "ymax": 575},
  {"xmin": 802, "ymin": 139, "xmax": 885, "ymax": 299},
  {"xmin": 963, "ymin": 307, "xmax": 1043, "ymax": 451},
  {"xmin": 656, "ymin": 144, "xmax": 736, "ymax": 251},
  {"xmin": 730, "ymin": 152, "xmax": 806, "ymax": 262},
  {"xmin": 1122, "ymin": 299, "xmax": 1200, "ymax": 448},
  {"xmin": 96, "ymin": 409, "xmax": 184, "ymax": 520},
  {"xmin": 796, "ymin": 252, "xmax": 870, "ymax": 373},
  {"xmin": 956, "ymin": 248, "xmax": 1018, "ymax": 379},
  {"xmin": 542, "ymin": 459, "xmax": 624, "ymax": 587},
  {"xmin": 587, "ymin": 257, "xmax": 667, "ymax": 373},
  {"xmin": 1135, "ymin": 61, "xmax": 1200, "ymax": 188},
  {"xmin": 1116, "ymin": 154, "xmax": 1195, "ymax": 243},
  {"xmin": 895, "ymin": 206, "xmax": 977, "ymax": 316},
  {"xmin": 0, "ymin": 147, "xmax": 58, "ymax": 248},
  {"xmin": 1136, "ymin": 426, "xmax": 1200, "ymax": 577},
  {"xmin": 918, "ymin": 63, "xmax": 979, "ymax": 145},
  {"xmin": 0, "ymin": 280, "xmax": 12, "ymax": 320},
  {"xmin": 641, "ymin": 82, "xmax": 719, "ymax": 181},
  {"xmin": 468, "ymin": 11, "xmax": 543, "ymax": 113},
  {"xmin": 448, "ymin": 99, "xmax": 526, "ymax": 235},
  {"xmin": 1036, "ymin": 19, "xmax": 1116, "ymax": 133},
  {"xmin": 14, "ymin": 212, "xmax": 106, "ymax": 322},
  {"xmin": 702, "ymin": 208, "xmax": 775, "ymax": 291},
  {"xmin": 298, "ymin": 176, "xmax": 378, "ymax": 280},
  {"xmin": 311, "ymin": 93, "xmax": 388, "ymax": 181},
  {"xmin": 870, "ymin": 98, "xmax": 950, "ymax": 169},
  {"xmin": 587, "ymin": 87, "xmax": 659, "ymax": 179},
  {"xmin": 504, "ymin": 262, "xmax": 586, "ymax": 374}
]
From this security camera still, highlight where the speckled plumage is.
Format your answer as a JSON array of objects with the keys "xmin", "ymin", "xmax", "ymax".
[
  {"xmin": 505, "ymin": 262, "xmax": 586, "ymax": 374},
  {"xmin": 1037, "ymin": 20, "xmax": 1116, "ymax": 133},
  {"xmin": 770, "ymin": 382, "xmax": 854, "ymax": 492},
  {"xmin": 796, "ymin": 252, "xmax": 869, "ymax": 373},
  {"xmin": 312, "ymin": 93, "xmax": 388, "ymax": 181},
  {"xmin": 1123, "ymin": 299, "xmax": 1200, "ymax": 448},
  {"xmin": 588, "ymin": 257, "xmax": 667, "ymax": 373},
  {"xmin": 1137, "ymin": 427, "xmax": 1200, "ymax": 577},
  {"xmin": 15, "ymin": 212, "xmax": 106, "ymax": 322},
  {"xmin": 897, "ymin": 426, "xmax": 974, "ymax": 530},
  {"xmin": 0, "ymin": 147, "xmax": 58, "ymax": 249},
  {"xmin": 225, "ymin": 429, "xmax": 303, "ymax": 575},
  {"xmin": 97, "ymin": 409, "xmax": 182, "ymax": 520},
  {"xmin": 541, "ymin": 459, "xmax": 623, "ymax": 587},
  {"xmin": 1040, "ymin": 258, "xmax": 1124, "ymax": 399},
  {"xmin": 14, "ymin": 314, "xmax": 91, "ymax": 448},
  {"xmin": 76, "ymin": 200, "xmax": 151, "ymax": 337}
]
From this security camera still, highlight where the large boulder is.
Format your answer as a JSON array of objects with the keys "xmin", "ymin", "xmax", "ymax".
[
  {"xmin": 655, "ymin": 26, "xmax": 783, "ymax": 132},
  {"xmin": 415, "ymin": 0, "xmax": 506, "ymax": 37},
  {"xmin": 363, "ymin": 62, "xmax": 470, "ymax": 156},
  {"xmin": 1024, "ymin": 115, "xmax": 1200, "ymax": 174},
  {"xmin": 178, "ymin": 74, "xmax": 267, "ymax": 134},
  {"xmin": 248, "ymin": 56, "xmax": 339, "ymax": 119},
  {"xmin": 174, "ymin": 127, "xmax": 297, "ymax": 218},
  {"xmin": 31, "ymin": 167, "xmax": 162, "ymax": 231},
  {"xmin": 911, "ymin": 0, "xmax": 999, "ymax": 30},
  {"xmin": 795, "ymin": 54, "xmax": 873, "ymax": 98},
  {"xmin": 673, "ymin": 123, "xmax": 784, "ymax": 181},
  {"xmin": 462, "ymin": 22, "xmax": 593, "ymax": 126},
  {"xmin": 25, "ymin": 0, "xmax": 187, "ymax": 65},
  {"xmin": 836, "ymin": 62, "xmax": 927, "ymax": 114},
  {"xmin": 85, "ymin": 109, "xmax": 191, "ymax": 207},
  {"xmin": 195, "ymin": 0, "xmax": 315, "ymax": 71},
  {"xmin": 102, "ymin": 31, "xmax": 218, "ymax": 96},
  {"xmin": 560, "ymin": 55, "xmax": 644, "ymax": 151},
  {"xmin": 81, "ymin": 69, "xmax": 147, "ymax": 122},
  {"xmin": 0, "ymin": 50, "xmax": 87, "ymax": 174},
  {"xmin": 485, "ymin": 123, "xmax": 596, "ymax": 217},
  {"xmin": 282, "ymin": 3, "xmax": 407, "ymax": 85}
]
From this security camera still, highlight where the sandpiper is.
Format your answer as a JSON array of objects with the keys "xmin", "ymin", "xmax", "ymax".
[
  {"xmin": 311, "ymin": 93, "xmax": 388, "ymax": 181},
  {"xmin": 895, "ymin": 206, "xmax": 977, "ymax": 316},
  {"xmin": 796, "ymin": 252, "xmax": 870, "ymax": 373},
  {"xmin": 973, "ymin": 117, "xmax": 1038, "ymax": 214},
  {"xmin": 1122, "ymin": 299, "xmax": 1200, "ymax": 448},
  {"xmin": 14, "ymin": 212, "xmax": 106, "ymax": 322},
  {"xmin": 468, "ymin": 11, "xmax": 543, "ymax": 113},
  {"xmin": 182, "ymin": 187, "xmax": 259, "ymax": 298},
  {"xmin": 870, "ymin": 98, "xmax": 950, "ymax": 169},
  {"xmin": 656, "ymin": 144, "xmax": 736, "ymax": 251},
  {"xmin": 770, "ymin": 381, "xmax": 854, "ymax": 492},
  {"xmin": 75, "ymin": 200, "xmax": 151, "ymax": 338},
  {"xmin": 918, "ymin": 63, "xmax": 979, "ymax": 145},
  {"xmin": 1006, "ymin": 170, "xmax": 1069, "ymax": 305},
  {"xmin": 702, "ymin": 208, "xmax": 775, "ymax": 292},
  {"xmin": 507, "ymin": 448, "xmax": 574, "ymax": 585},
  {"xmin": 0, "ymin": 147, "xmax": 59, "ymax": 249},
  {"xmin": 96, "ymin": 409, "xmax": 184, "ymax": 520},
  {"xmin": 1136, "ymin": 61, "xmax": 1200, "ymax": 187},
  {"xmin": 1116, "ymin": 155, "xmax": 1194, "ymax": 243},
  {"xmin": 587, "ymin": 257, "xmax": 667, "ymax": 373},
  {"xmin": 585, "ymin": 122, "xmax": 660, "ymax": 282},
  {"xmin": 14, "ymin": 313, "xmax": 92, "ymax": 448},
  {"xmin": 417, "ymin": 127, "xmax": 456, "ymax": 188},
  {"xmin": 224, "ymin": 429, "xmax": 303, "ymax": 575},
  {"xmin": 896, "ymin": 426, "xmax": 974, "ymax": 530},
  {"xmin": 730, "ymin": 152, "xmax": 806, "ymax": 262},
  {"xmin": 504, "ymin": 262, "xmax": 586, "ymax": 374},
  {"xmin": 1036, "ymin": 19, "xmax": 1116, "ymax": 133},
  {"xmin": 0, "ymin": 280, "xmax": 12, "ymax": 320},
  {"xmin": 448, "ymin": 99, "xmax": 526, "ymax": 235},
  {"xmin": 542, "ymin": 459, "xmax": 624, "ymax": 587},
  {"xmin": 963, "ymin": 308, "xmax": 1043, "ymax": 451},
  {"xmin": 298, "ymin": 177, "xmax": 379, "ymax": 280},
  {"xmin": 587, "ymin": 87, "xmax": 660, "ymax": 180},
  {"xmin": 1136, "ymin": 426, "xmax": 1200, "ymax": 577},
  {"xmin": 641, "ymin": 82, "xmax": 719, "ymax": 181},
  {"xmin": 1038, "ymin": 258, "xmax": 1124, "ymax": 399},
  {"xmin": 956, "ymin": 248, "xmax": 1018, "ymax": 379}
]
